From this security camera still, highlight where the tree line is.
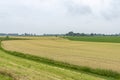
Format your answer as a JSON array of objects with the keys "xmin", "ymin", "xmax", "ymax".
[
  {"xmin": 0, "ymin": 32, "xmax": 120, "ymax": 36},
  {"xmin": 65, "ymin": 31, "xmax": 120, "ymax": 36}
]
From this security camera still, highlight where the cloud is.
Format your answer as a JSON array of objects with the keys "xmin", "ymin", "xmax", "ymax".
[
  {"xmin": 62, "ymin": 0, "xmax": 120, "ymax": 20},
  {"xmin": 0, "ymin": 0, "xmax": 120, "ymax": 34},
  {"xmin": 63, "ymin": 0, "xmax": 92, "ymax": 16},
  {"xmin": 1, "ymin": 0, "xmax": 118, "ymax": 18},
  {"xmin": 100, "ymin": 0, "xmax": 120, "ymax": 20}
]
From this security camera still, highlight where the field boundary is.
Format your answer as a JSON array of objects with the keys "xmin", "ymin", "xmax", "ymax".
[{"xmin": 0, "ymin": 39, "xmax": 120, "ymax": 79}]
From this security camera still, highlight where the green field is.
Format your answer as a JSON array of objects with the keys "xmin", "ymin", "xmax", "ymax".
[
  {"xmin": 0, "ymin": 44, "xmax": 114, "ymax": 80},
  {"xmin": 64, "ymin": 36, "xmax": 120, "ymax": 43},
  {"xmin": 0, "ymin": 36, "xmax": 120, "ymax": 80},
  {"xmin": 3, "ymin": 37, "xmax": 120, "ymax": 72}
]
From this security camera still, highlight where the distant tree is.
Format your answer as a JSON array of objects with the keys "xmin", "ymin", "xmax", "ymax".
[
  {"xmin": 80, "ymin": 33, "xmax": 86, "ymax": 36},
  {"xmin": 76, "ymin": 33, "xmax": 80, "ymax": 36},
  {"xmin": 90, "ymin": 33, "xmax": 94, "ymax": 36},
  {"xmin": 66, "ymin": 31, "xmax": 74, "ymax": 36},
  {"xmin": 6, "ymin": 35, "xmax": 9, "ymax": 40}
]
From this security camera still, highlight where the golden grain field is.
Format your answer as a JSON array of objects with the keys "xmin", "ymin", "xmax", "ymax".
[{"xmin": 2, "ymin": 37, "xmax": 120, "ymax": 72}]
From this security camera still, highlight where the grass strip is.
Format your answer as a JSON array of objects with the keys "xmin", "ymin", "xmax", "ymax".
[
  {"xmin": 0, "ymin": 71, "xmax": 15, "ymax": 80},
  {"xmin": 0, "ymin": 39, "xmax": 120, "ymax": 79}
]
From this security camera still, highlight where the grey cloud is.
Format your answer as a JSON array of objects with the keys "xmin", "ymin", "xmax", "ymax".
[
  {"xmin": 0, "ymin": 0, "xmax": 120, "ymax": 34},
  {"xmin": 63, "ymin": 1, "xmax": 92, "ymax": 16},
  {"xmin": 101, "ymin": 0, "xmax": 120, "ymax": 20}
]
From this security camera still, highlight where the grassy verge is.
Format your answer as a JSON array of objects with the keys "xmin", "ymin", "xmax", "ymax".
[
  {"xmin": 64, "ymin": 36, "xmax": 120, "ymax": 43},
  {"xmin": 0, "ymin": 75, "xmax": 13, "ymax": 80},
  {"xmin": 0, "ymin": 72, "xmax": 14, "ymax": 80},
  {"xmin": 0, "ymin": 39, "xmax": 120, "ymax": 79}
]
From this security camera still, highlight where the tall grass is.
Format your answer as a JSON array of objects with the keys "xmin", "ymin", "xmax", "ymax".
[
  {"xmin": 64, "ymin": 36, "xmax": 120, "ymax": 43},
  {"xmin": 0, "ymin": 71, "xmax": 15, "ymax": 80},
  {"xmin": 0, "ymin": 39, "xmax": 120, "ymax": 79}
]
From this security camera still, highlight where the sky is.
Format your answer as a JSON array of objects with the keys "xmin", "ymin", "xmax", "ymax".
[{"xmin": 0, "ymin": 0, "xmax": 120, "ymax": 34}]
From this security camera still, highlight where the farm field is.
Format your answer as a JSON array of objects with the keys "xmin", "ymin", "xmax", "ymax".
[
  {"xmin": 2, "ymin": 36, "xmax": 120, "ymax": 73},
  {"xmin": 64, "ymin": 36, "xmax": 120, "ymax": 43},
  {"xmin": 0, "ymin": 44, "xmax": 113, "ymax": 80}
]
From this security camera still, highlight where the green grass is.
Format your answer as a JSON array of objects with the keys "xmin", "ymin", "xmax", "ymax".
[
  {"xmin": 0, "ymin": 45, "xmax": 114, "ymax": 80},
  {"xmin": 64, "ymin": 36, "xmax": 120, "ymax": 43},
  {"xmin": 1, "ymin": 40, "xmax": 120, "ymax": 79},
  {"xmin": 0, "ymin": 37, "xmax": 120, "ymax": 80},
  {"xmin": 0, "ymin": 74, "xmax": 13, "ymax": 80}
]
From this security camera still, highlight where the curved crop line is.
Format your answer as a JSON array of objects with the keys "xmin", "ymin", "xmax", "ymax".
[{"xmin": 0, "ymin": 39, "xmax": 120, "ymax": 79}]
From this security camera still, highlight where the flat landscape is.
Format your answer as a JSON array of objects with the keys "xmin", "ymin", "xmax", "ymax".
[
  {"xmin": 1, "ymin": 0, "xmax": 120, "ymax": 79},
  {"xmin": 2, "ymin": 36, "xmax": 120, "ymax": 72},
  {"xmin": 1, "ymin": 48, "xmax": 109, "ymax": 80},
  {"xmin": 0, "ymin": 36, "xmax": 117, "ymax": 80},
  {"xmin": 0, "ymin": 36, "xmax": 120, "ymax": 80}
]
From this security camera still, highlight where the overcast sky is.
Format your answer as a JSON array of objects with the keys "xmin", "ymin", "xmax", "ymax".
[{"xmin": 0, "ymin": 0, "xmax": 120, "ymax": 34}]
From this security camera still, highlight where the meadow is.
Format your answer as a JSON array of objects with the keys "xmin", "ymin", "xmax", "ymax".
[
  {"xmin": 1, "ymin": 47, "xmax": 112, "ymax": 80},
  {"xmin": 2, "ymin": 36, "xmax": 120, "ymax": 72},
  {"xmin": 0, "ymin": 40, "xmax": 114, "ymax": 80},
  {"xmin": 0, "ymin": 74, "xmax": 13, "ymax": 80},
  {"xmin": 0, "ymin": 36, "xmax": 120, "ymax": 80},
  {"xmin": 64, "ymin": 36, "xmax": 120, "ymax": 43}
]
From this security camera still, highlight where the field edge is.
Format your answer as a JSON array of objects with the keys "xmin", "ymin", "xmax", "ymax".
[{"xmin": 0, "ymin": 39, "xmax": 120, "ymax": 79}]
